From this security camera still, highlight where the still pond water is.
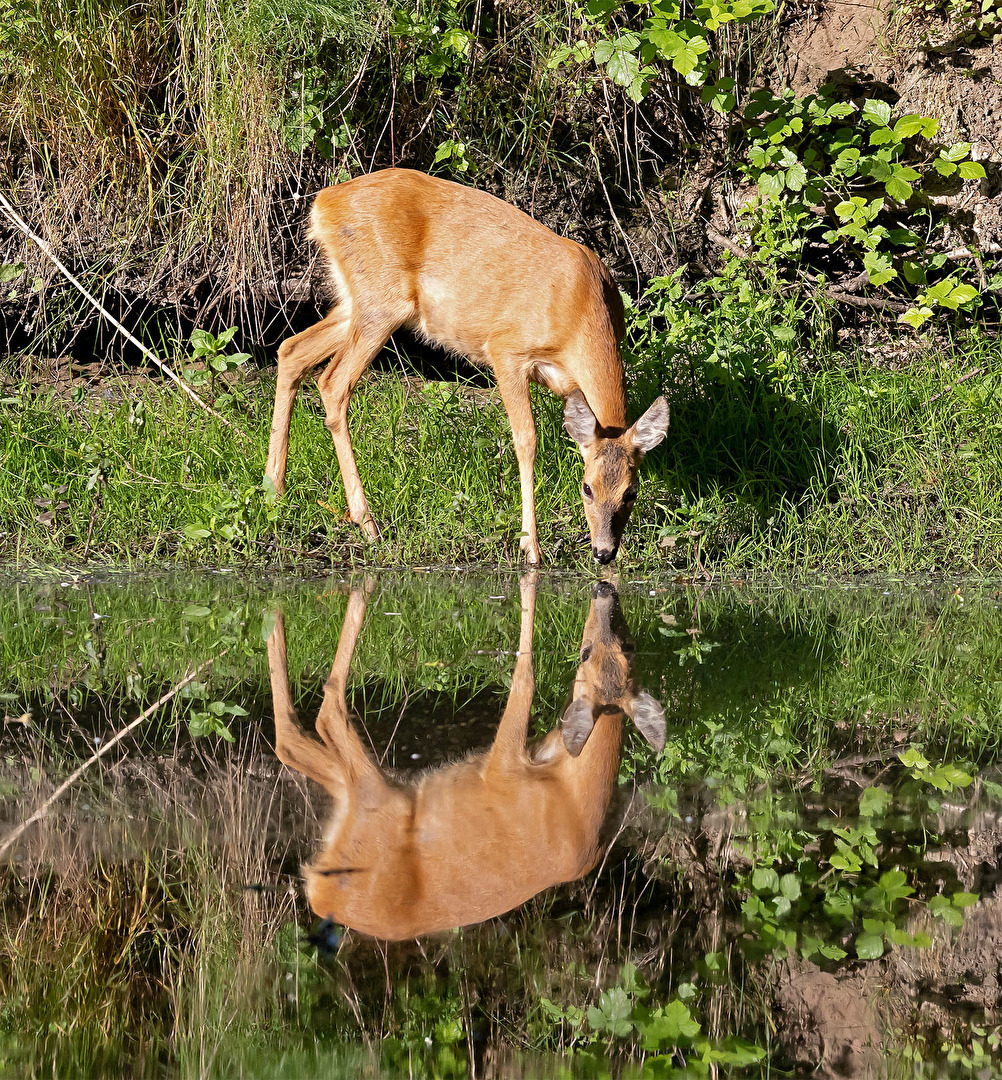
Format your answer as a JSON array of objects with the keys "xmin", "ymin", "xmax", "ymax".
[{"xmin": 2, "ymin": 570, "xmax": 1002, "ymax": 1078}]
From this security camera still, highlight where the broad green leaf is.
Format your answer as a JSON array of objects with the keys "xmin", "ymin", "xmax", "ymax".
[
  {"xmin": 182, "ymin": 604, "xmax": 211, "ymax": 617},
  {"xmin": 604, "ymin": 45, "xmax": 641, "ymax": 88},
  {"xmin": 752, "ymin": 867, "xmax": 780, "ymax": 893},
  {"xmin": 864, "ymin": 251, "xmax": 897, "ymax": 285},
  {"xmin": 862, "ymin": 98, "xmax": 892, "ymax": 127},
  {"xmin": 785, "ymin": 162, "xmax": 808, "ymax": 191},
  {"xmin": 855, "ymin": 932, "xmax": 885, "ymax": 959},
  {"xmin": 893, "ymin": 114, "xmax": 927, "ymax": 138},
  {"xmin": 959, "ymin": 160, "xmax": 986, "ymax": 179},
  {"xmin": 949, "ymin": 283, "xmax": 979, "ymax": 305},
  {"xmin": 757, "ymin": 171, "xmax": 784, "ymax": 200},
  {"xmin": 885, "ymin": 174, "xmax": 913, "ymax": 202},
  {"xmin": 945, "ymin": 141, "xmax": 972, "ymax": 162},
  {"xmin": 859, "ymin": 786, "xmax": 892, "ymax": 816}
]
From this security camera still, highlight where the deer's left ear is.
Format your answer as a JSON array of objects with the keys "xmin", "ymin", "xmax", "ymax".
[
  {"xmin": 563, "ymin": 390, "xmax": 599, "ymax": 448},
  {"xmin": 631, "ymin": 690, "xmax": 666, "ymax": 751},
  {"xmin": 630, "ymin": 397, "xmax": 670, "ymax": 454}
]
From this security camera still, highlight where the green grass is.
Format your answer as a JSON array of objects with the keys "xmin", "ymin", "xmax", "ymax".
[{"xmin": 1, "ymin": 329, "xmax": 1001, "ymax": 573}]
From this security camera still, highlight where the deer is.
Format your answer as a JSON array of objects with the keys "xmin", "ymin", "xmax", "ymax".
[
  {"xmin": 266, "ymin": 576, "xmax": 666, "ymax": 941},
  {"xmin": 264, "ymin": 168, "xmax": 670, "ymax": 565}
]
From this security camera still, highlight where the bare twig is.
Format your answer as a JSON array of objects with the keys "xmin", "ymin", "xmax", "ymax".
[
  {"xmin": 825, "ymin": 291, "xmax": 910, "ymax": 314},
  {"xmin": 923, "ymin": 366, "xmax": 986, "ymax": 406},
  {"xmin": 0, "ymin": 190, "xmax": 248, "ymax": 440},
  {"xmin": 0, "ymin": 654, "xmax": 221, "ymax": 860},
  {"xmin": 706, "ymin": 227, "xmax": 749, "ymax": 261}
]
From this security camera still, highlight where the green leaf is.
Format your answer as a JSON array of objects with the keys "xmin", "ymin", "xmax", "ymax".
[
  {"xmin": 182, "ymin": 605, "xmax": 212, "ymax": 618},
  {"xmin": 182, "ymin": 525, "xmax": 211, "ymax": 541},
  {"xmin": 893, "ymin": 114, "xmax": 927, "ymax": 138},
  {"xmin": 952, "ymin": 892, "xmax": 979, "ymax": 908},
  {"xmin": 885, "ymin": 174, "xmax": 914, "ymax": 202},
  {"xmin": 899, "ymin": 306, "xmax": 934, "ymax": 328},
  {"xmin": 779, "ymin": 873, "xmax": 802, "ymax": 901},
  {"xmin": 752, "ymin": 867, "xmax": 780, "ymax": 893},
  {"xmin": 862, "ymin": 98, "xmax": 892, "ymax": 127},
  {"xmin": 785, "ymin": 162, "xmax": 808, "ymax": 191},
  {"xmin": 855, "ymin": 932, "xmax": 885, "ymax": 959},
  {"xmin": 859, "ymin": 786, "xmax": 892, "ymax": 816},
  {"xmin": 604, "ymin": 45, "xmax": 641, "ymax": 88},
  {"xmin": 959, "ymin": 160, "xmax": 986, "ymax": 179},
  {"xmin": 945, "ymin": 141, "xmax": 972, "ymax": 162},
  {"xmin": 757, "ymin": 171, "xmax": 784, "ymax": 200},
  {"xmin": 864, "ymin": 251, "xmax": 897, "ymax": 286}
]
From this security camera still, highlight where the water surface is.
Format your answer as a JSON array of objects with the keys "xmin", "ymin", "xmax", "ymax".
[{"xmin": 2, "ymin": 570, "xmax": 1002, "ymax": 1077}]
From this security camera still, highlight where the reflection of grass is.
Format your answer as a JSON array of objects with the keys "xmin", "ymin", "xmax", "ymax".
[
  {"xmin": 1, "ymin": 335, "xmax": 1001, "ymax": 572},
  {"xmin": 0, "ymin": 740, "xmax": 309, "ymax": 1077}
]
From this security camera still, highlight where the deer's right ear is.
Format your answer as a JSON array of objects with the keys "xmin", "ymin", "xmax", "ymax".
[
  {"xmin": 563, "ymin": 390, "xmax": 598, "ymax": 448},
  {"xmin": 562, "ymin": 697, "xmax": 596, "ymax": 757}
]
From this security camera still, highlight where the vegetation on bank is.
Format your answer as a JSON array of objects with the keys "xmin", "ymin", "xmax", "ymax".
[
  {"xmin": 1, "ymin": 0, "xmax": 1000, "ymax": 570},
  {"xmin": 1, "ymin": 312, "xmax": 1000, "ymax": 572}
]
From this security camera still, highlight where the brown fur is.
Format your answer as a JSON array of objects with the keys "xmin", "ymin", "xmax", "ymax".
[
  {"xmin": 264, "ymin": 168, "xmax": 668, "ymax": 564},
  {"xmin": 266, "ymin": 578, "xmax": 664, "ymax": 941}
]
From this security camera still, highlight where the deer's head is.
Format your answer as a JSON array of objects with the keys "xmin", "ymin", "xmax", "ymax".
[
  {"xmin": 564, "ymin": 392, "xmax": 670, "ymax": 564},
  {"xmin": 560, "ymin": 579, "xmax": 666, "ymax": 757}
]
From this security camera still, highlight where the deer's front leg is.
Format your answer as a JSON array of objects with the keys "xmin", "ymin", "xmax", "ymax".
[{"xmin": 494, "ymin": 365, "xmax": 541, "ymax": 565}]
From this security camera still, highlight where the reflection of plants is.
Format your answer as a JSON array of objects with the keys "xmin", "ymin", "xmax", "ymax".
[
  {"xmin": 736, "ymin": 764, "xmax": 980, "ymax": 966},
  {"xmin": 539, "ymin": 962, "xmax": 766, "ymax": 1069}
]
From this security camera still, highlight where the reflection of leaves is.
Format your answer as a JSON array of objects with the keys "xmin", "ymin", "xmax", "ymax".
[{"xmin": 587, "ymin": 987, "xmax": 633, "ymax": 1037}]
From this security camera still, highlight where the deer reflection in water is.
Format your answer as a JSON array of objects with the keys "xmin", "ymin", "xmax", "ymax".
[{"xmin": 266, "ymin": 577, "xmax": 666, "ymax": 941}]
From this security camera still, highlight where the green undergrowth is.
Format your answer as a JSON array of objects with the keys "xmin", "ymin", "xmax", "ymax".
[{"xmin": 2, "ymin": 327, "xmax": 1001, "ymax": 573}]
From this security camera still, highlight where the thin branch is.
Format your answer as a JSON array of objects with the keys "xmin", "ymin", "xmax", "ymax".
[
  {"xmin": 0, "ymin": 190, "xmax": 248, "ymax": 440},
  {"xmin": 0, "ymin": 655, "xmax": 221, "ymax": 860},
  {"xmin": 706, "ymin": 227, "xmax": 749, "ymax": 261},
  {"xmin": 825, "ymin": 291, "xmax": 910, "ymax": 313},
  {"xmin": 923, "ymin": 366, "xmax": 986, "ymax": 406}
]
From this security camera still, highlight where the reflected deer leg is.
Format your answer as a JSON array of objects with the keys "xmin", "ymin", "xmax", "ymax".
[
  {"xmin": 265, "ymin": 308, "xmax": 351, "ymax": 496},
  {"xmin": 267, "ymin": 611, "xmax": 340, "ymax": 787},
  {"xmin": 484, "ymin": 573, "xmax": 538, "ymax": 774}
]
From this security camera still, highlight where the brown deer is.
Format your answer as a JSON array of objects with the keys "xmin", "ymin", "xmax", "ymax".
[
  {"xmin": 266, "ymin": 577, "xmax": 665, "ymax": 940},
  {"xmin": 264, "ymin": 168, "xmax": 670, "ymax": 565}
]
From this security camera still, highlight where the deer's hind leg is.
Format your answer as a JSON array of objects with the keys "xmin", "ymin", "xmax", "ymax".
[
  {"xmin": 266, "ymin": 306, "xmax": 351, "ymax": 496},
  {"xmin": 317, "ymin": 309, "xmax": 407, "ymax": 539}
]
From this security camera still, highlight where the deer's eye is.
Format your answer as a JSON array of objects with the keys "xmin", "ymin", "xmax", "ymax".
[
  {"xmin": 623, "ymin": 486, "xmax": 637, "ymax": 504},
  {"xmin": 580, "ymin": 645, "xmax": 593, "ymax": 662},
  {"xmin": 582, "ymin": 482, "xmax": 594, "ymax": 500}
]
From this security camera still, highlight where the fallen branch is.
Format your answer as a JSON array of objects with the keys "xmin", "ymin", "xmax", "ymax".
[
  {"xmin": 923, "ymin": 365, "xmax": 986, "ymax": 406},
  {"xmin": 0, "ymin": 190, "xmax": 248, "ymax": 441},
  {"xmin": 825, "ymin": 291, "xmax": 910, "ymax": 314},
  {"xmin": 706, "ymin": 227, "xmax": 750, "ymax": 261},
  {"xmin": 0, "ymin": 654, "xmax": 221, "ymax": 860}
]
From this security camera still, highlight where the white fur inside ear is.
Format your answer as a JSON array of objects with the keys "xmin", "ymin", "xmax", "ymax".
[
  {"xmin": 563, "ymin": 390, "xmax": 598, "ymax": 447},
  {"xmin": 631, "ymin": 397, "xmax": 670, "ymax": 454},
  {"xmin": 561, "ymin": 697, "xmax": 596, "ymax": 757},
  {"xmin": 631, "ymin": 690, "xmax": 666, "ymax": 750}
]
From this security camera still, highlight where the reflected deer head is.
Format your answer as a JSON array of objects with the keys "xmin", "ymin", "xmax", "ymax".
[{"xmin": 266, "ymin": 578, "xmax": 665, "ymax": 941}]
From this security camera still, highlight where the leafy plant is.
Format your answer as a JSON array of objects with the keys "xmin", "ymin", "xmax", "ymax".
[
  {"xmin": 550, "ymin": 0, "xmax": 775, "ymax": 102},
  {"xmin": 739, "ymin": 86, "xmax": 987, "ymax": 326}
]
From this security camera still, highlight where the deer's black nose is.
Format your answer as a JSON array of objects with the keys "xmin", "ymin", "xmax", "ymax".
[{"xmin": 593, "ymin": 546, "xmax": 617, "ymax": 565}]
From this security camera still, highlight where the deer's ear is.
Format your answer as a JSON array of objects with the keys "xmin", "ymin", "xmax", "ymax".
[
  {"xmin": 630, "ymin": 397, "xmax": 670, "ymax": 454},
  {"xmin": 563, "ymin": 390, "xmax": 598, "ymax": 448},
  {"xmin": 631, "ymin": 690, "xmax": 666, "ymax": 751},
  {"xmin": 561, "ymin": 697, "xmax": 596, "ymax": 757}
]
